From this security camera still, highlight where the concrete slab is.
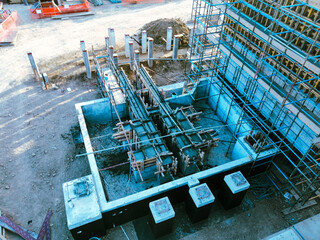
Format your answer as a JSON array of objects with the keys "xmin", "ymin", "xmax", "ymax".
[
  {"xmin": 189, "ymin": 183, "xmax": 215, "ymax": 208},
  {"xmin": 264, "ymin": 213, "xmax": 320, "ymax": 240},
  {"xmin": 264, "ymin": 228, "xmax": 302, "ymax": 240},
  {"xmin": 63, "ymin": 175, "xmax": 102, "ymax": 230},
  {"xmin": 294, "ymin": 213, "xmax": 320, "ymax": 240}
]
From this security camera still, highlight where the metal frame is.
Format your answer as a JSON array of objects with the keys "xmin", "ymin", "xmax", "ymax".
[{"xmin": 189, "ymin": 0, "xmax": 320, "ymax": 206}]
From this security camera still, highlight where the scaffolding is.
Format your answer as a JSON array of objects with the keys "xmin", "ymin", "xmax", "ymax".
[
  {"xmin": 93, "ymin": 50, "xmax": 221, "ymax": 183},
  {"xmin": 189, "ymin": 0, "xmax": 320, "ymax": 206},
  {"xmin": 137, "ymin": 65, "xmax": 219, "ymax": 175}
]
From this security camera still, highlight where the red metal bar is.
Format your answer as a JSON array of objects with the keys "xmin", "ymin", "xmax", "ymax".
[{"xmin": 99, "ymin": 161, "xmax": 130, "ymax": 171}]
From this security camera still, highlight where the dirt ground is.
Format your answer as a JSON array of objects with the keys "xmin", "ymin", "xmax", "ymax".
[
  {"xmin": 0, "ymin": 1, "xmax": 192, "ymax": 239},
  {"xmin": 0, "ymin": 0, "xmax": 319, "ymax": 240}
]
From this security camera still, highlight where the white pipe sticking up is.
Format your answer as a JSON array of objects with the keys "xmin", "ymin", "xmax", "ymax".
[
  {"xmin": 172, "ymin": 35, "xmax": 179, "ymax": 60},
  {"xmin": 27, "ymin": 52, "xmax": 41, "ymax": 81},
  {"xmin": 135, "ymin": 50, "xmax": 140, "ymax": 69},
  {"xmin": 109, "ymin": 45, "xmax": 114, "ymax": 58},
  {"xmin": 166, "ymin": 27, "xmax": 172, "ymax": 51},
  {"xmin": 113, "ymin": 54, "xmax": 118, "ymax": 68},
  {"xmin": 148, "ymin": 37, "xmax": 154, "ymax": 67},
  {"xmin": 105, "ymin": 37, "xmax": 110, "ymax": 55},
  {"xmin": 125, "ymin": 34, "xmax": 130, "ymax": 58},
  {"xmin": 129, "ymin": 41, "xmax": 134, "ymax": 70},
  {"xmin": 82, "ymin": 50, "xmax": 91, "ymax": 79},
  {"xmin": 141, "ymin": 30, "xmax": 147, "ymax": 54},
  {"xmin": 108, "ymin": 28, "xmax": 116, "ymax": 49}
]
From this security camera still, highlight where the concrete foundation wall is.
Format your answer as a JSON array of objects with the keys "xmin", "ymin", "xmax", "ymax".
[
  {"xmin": 222, "ymin": 56, "xmax": 317, "ymax": 155},
  {"xmin": 166, "ymin": 94, "xmax": 193, "ymax": 106},
  {"xmin": 100, "ymin": 157, "xmax": 253, "ymax": 229},
  {"xmin": 165, "ymin": 80, "xmax": 206, "ymax": 106},
  {"xmin": 159, "ymin": 82, "xmax": 185, "ymax": 98},
  {"xmin": 66, "ymin": 74, "xmax": 280, "ymax": 239},
  {"xmin": 195, "ymin": 79, "xmax": 210, "ymax": 99},
  {"xmin": 81, "ymin": 98, "xmax": 127, "ymax": 124},
  {"xmin": 208, "ymin": 81, "xmax": 252, "ymax": 136}
]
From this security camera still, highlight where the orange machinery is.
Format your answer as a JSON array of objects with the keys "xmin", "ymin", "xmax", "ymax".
[
  {"xmin": 0, "ymin": 10, "xmax": 20, "ymax": 45},
  {"xmin": 29, "ymin": 0, "xmax": 90, "ymax": 19}
]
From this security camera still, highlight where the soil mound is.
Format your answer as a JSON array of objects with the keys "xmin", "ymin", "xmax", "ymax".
[{"xmin": 138, "ymin": 18, "xmax": 190, "ymax": 46}]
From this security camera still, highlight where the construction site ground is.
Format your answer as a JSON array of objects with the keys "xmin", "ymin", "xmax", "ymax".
[{"xmin": 0, "ymin": 1, "xmax": 319, "ymax": 239}]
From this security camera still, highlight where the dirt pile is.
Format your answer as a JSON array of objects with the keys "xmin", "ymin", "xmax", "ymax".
[
  {"xmin": 147, "ymin": 59, "xmax": 190, "ymax": 86},
  {"xmin": 138, "ymin": 18, "xmax": 190, "ymax": 46}
]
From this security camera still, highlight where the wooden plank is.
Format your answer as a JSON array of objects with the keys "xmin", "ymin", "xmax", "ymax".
[
  {"xmin": 289, "ymin": 189, "xmax": 300, "ymax": 201},
  {"xmin": 282, "ymin": 199, "xmax": 317, "ymax": 215}
]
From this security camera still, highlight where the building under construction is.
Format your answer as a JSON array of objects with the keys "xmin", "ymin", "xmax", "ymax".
[
  {"xmin": 189, "ymin": 0, "xmax": 320, "ymax": 203},
  {"xmin": 62, "ymin": 0, "xmax": 320, "ymax": 239}
]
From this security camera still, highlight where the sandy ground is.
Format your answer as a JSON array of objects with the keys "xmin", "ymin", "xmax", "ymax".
[
  {"xmin": 0, "ymin": 0, "xmax": 193, "ymax": 86},
  {"xmin": 1, "ymin": 1, "xmax": 319, "ymax": 240}
]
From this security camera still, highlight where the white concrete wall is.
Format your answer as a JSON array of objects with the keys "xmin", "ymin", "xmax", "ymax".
[
  {"xmin": 81, "ymin": 98, "xmax": 127, "ymax": 124},
  {"xmin": 222, "ymin": 59, "xmax": 317, "ymax": 155},
  {"xmin": 208, "ymin": 82, "xmax": 253, "ymax": 136}
]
